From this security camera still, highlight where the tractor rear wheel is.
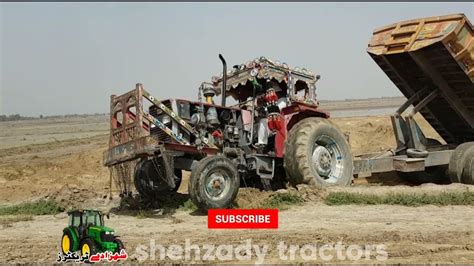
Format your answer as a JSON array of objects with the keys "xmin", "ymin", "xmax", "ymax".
[
  {"xmin": 189, "ymin": 155, "xmax": 240, "ymax": 211},
  {"xmin": 284, "ymin": 117, "xmax": 353, "ymax": 187},
  {"xmin": 61, "ymin": 232, "xmax": 73, "ymax": 254},
  {"xmin": 134, "ymin": 159, "xmax": 182, "ymax": 197},
  {"xmin": 80, "ymin": 238, "xmax": 98, "ymax": 257},
  {"xmin": 449, "ymin": 142, "xmax": 474, "ymax": 183}
]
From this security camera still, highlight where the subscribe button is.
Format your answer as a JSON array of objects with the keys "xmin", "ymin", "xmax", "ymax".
[{"xmin": 208, "ymin": 209, "xmax": 278, "ymax": 229}]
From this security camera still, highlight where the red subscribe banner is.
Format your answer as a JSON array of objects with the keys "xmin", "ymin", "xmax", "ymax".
[{"xmin": 208, "ymin": 209, "xmax": 278, "ymax": 229}]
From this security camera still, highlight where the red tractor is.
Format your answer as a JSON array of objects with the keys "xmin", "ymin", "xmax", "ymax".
[{"xmin": 104, "ymin": 55, "xmax": 353, "ymax": 210}]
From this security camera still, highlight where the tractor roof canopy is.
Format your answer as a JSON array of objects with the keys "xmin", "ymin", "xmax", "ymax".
[
  {"xmin": 67, "ymin": 209, "xmax": 105, "ymax": 228},
  {"xmin": 67, "ymin": 209, "xmax": 103, "ymax": 216},
  {"xmin": 211, "ymin": 56, "xmax": 319, "ymax": 101}
]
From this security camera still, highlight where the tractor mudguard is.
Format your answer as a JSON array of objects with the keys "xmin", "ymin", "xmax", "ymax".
[
  {"xmin": 63, "ymin": 227, "xmax": 80, "ymax": 252},
  {"xmin": 282, "ymin": 103, "xmax": 330, "ymax": 132}
]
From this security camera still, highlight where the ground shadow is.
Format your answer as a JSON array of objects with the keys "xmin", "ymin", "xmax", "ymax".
[
  {"xmin": 363, "ymin": 171, "xmax": 452, "ymax": 186},
  {"xmin": 364, "ymin": 172, "xmax": 414, "ymax": 186},
  {"xmin": 110, "ymin": 192, "xmax": 193, "ymax": 218}
]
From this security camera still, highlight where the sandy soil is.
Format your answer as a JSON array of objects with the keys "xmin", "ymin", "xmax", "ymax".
[
  {"xmin": 0, "ymin": 113, "xmax": 472, "ymax": 263},
  {"xmin": 1, "ymin": 196, "xmax": 473, "ymax": 263}
]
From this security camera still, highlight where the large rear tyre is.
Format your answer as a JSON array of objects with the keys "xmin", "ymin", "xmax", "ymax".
[
  {"xmin": 189, "ymin": 155, "xmax": 240, "ymax": 211},
  {"xmin": 461, "ymin": 149, "xmax": 474, "ymax": 184},
  {"xmin": 284, "ymin": 117, "xmax": 353, "ymax": 187},
  {"xmin": 449, "ymin": 142, "xmax": 474, "ymax": 183},
  {"xmin": 61, "ymin": 231, "xmax": 74, "ymax": 255}
]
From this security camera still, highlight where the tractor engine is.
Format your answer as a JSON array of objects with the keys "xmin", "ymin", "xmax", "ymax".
[
  {"xmin": 148, "ymin": 98, "xmax": 242, "ymax": 149},
  {"xmin": 138, "ymin": 93, "xmax": 244, "ymax": 198}
]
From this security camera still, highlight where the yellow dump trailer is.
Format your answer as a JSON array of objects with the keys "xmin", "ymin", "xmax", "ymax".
[
  {"xmin": 368, "ymin": 13, "xmax": 473, "ymax": 145},
  {"xmin": 355, "ymin": 14, "xmax": 473, "ymax": 184}
]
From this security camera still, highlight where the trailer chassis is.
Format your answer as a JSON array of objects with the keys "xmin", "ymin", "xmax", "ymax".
[{"xmin": 353, "ymin": 88, "xmax": 454, "ymax": 177}]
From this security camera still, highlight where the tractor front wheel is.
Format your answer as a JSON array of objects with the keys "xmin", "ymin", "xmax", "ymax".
[
  {"xmin": 114, "ymin": 238, "xmax": 125, "ymax": 253},
  {"xmin": 284, "ymin": 117, "xmax": 353, "ymax": 187},
  {"xmin": 189, "ymin": 155, "xmax": 240, "ymax": 211},
  {"xmin": 80, "ymin": 238, "xmax": 98, "ymax": 257}
]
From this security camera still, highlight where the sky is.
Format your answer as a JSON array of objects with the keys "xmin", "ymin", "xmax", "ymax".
[{"xmin": 0, "ymin": 2, "xmax": 472, "ymax": 116}]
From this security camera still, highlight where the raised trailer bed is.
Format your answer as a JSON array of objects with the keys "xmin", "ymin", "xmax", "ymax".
[{"xmin": 354, "ymin": 14, "xmax": 473, "ymax": 183}]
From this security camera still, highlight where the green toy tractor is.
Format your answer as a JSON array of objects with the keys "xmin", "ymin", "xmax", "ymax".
[{"xmin": 61, "ymin": 209, "xmax": 124, "ymax": 256}]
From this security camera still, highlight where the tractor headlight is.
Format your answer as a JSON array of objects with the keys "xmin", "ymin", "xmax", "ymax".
[
  {"xmin": 105, "ymin": 231, "xmax": 114, "ymax": 235},
  {"xmin": 161, "ymin": 115, "xmax": 171, "ymax": 125}
]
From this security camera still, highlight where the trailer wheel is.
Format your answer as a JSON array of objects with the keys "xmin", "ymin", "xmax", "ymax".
[
  {"xmin": 284, "ymin": 117, "xmax": 353, "ymax": 187},
  {"xmin": 461, "ymin": 148, "xmax": 474, "ymax": 184},
  {"xmin": 189, "ymin": 155, "xmax": 240, "ymax": 211},
  {"xmin": 448, "ymin": 142, "xmax": 474, "ymax": 183}
]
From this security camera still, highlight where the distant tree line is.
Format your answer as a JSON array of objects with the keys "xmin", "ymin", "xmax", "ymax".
[
  {"xmin": 0, "ymin": 113, "xmax": 108, "ymax": 122},
  {"xmin": 0, "ymin": 114, "xmax": 34, "ymax": 121}
]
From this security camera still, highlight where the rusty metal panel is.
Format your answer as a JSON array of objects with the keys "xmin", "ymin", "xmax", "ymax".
[
  {"xmin": 108, "ymin": 84, "xmax": 150, "ymax": 149},
  {"xmin": 353, "ymin": 150, "xmax": 453, "ymax": 174},
  {"xmin": 353, "ymin": 157, "xmax": 395, "ymax": 175},
  {"xmin": 393, "ymin": 158, "xmax": 425, "ymax": 172},
  {"xmin": 103, "ymin": 136, "xmax": 159, "ymax": 167}
]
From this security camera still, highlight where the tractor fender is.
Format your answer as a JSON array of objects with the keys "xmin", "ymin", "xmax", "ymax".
[
  {"xmin": 282, "ymin": 103, "xmax": 330, "ymax": 132},
  {"xmin": 269, "ymin": 103, "xmax": 330, "ymax": 157},
  {"xmin": 63, "ymin": 227, "xmax": 80, "ymax": 251}
]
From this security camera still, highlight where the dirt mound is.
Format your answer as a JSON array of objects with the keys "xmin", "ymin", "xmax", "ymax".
[
  {"xmin": 235, "ymin": 185, "xmax": 327, "ymax": 209},
  {"xmin": 235, "ymin": 187, "xmax": 274, "ymax": 208},
  {"xmin": 333, "ymin": 114, "xmax": 443, "ymax": 156},
  {"xmin": 44, "ymin": 184, "xmax": 105, "ymax": 209}
]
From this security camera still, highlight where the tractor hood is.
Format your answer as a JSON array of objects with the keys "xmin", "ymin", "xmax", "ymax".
[{"xmin": 88, "ymin": 225, "xmax": 115, "ymax": 234}]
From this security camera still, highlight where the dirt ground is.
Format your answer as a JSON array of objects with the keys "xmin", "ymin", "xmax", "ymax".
[{"xmin": 0, "ymin": 112, "xmax": 472, "ymax": 263}]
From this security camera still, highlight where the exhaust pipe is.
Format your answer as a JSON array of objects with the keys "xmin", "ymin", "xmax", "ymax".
[{"xmin": 219, "ymin": 54, "xmax": 227, "ymax": 107}]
